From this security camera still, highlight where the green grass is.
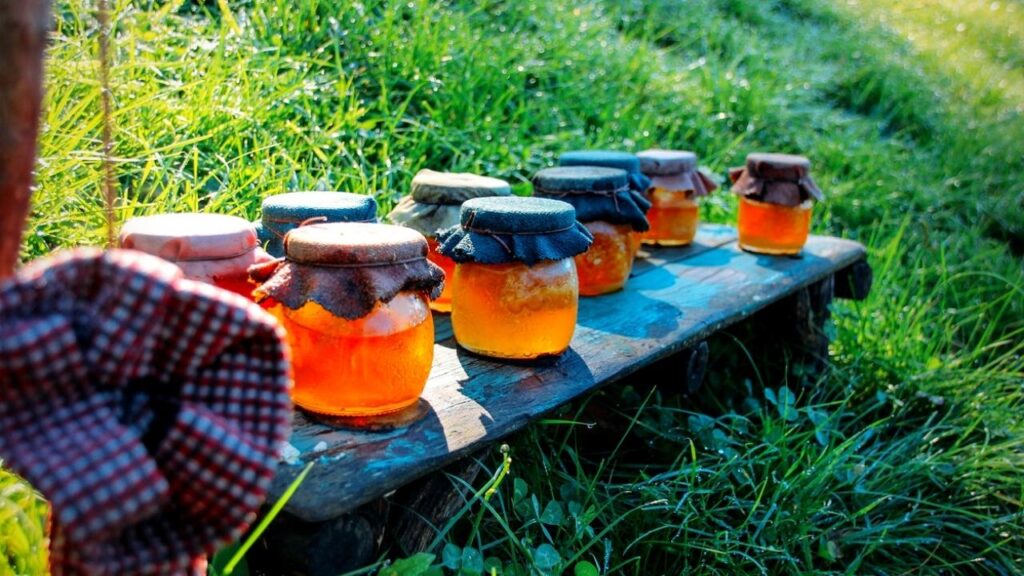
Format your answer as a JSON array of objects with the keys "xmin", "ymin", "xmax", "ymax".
[{"xmin": 5, "ymin": 0, "xmax": 1023, "ymax": 574}]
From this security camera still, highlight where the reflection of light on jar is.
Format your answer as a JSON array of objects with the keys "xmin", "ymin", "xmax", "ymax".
[
  {"xmin": 119, "ymin": 212, "xmax": 273, "ymax": 299},
  {"xmin": 730, "ymin": 153, "xmax": 824, "ymax": 256},
  {"xmin": 387, "ymin": 169, "xmax": 513, "ymax": 314},
  {"xmin": 252, "ymin": 223, "xmax": 443, "ymax": 416},
  {"xmin": 533, "ymin": 165, "xmax": 651, "ymax": 296},
  {"xmin": 638, "ymin": 149, "xmax": 719, "ymax": 247},
  {"xmin": 437, "ymin": 196, "xmax": 593, "ymax": 360}
]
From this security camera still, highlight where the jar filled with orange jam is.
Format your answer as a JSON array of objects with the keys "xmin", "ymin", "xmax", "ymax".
[
  {"xmin": 256, "ymin": 191, "xmax": 378, "ymax": 257},
  {"xmin": 250, "ymin": 223, "xmax": 444, "ymax": 416},
  {"xmin": 436, "ymin": 196, "xmax": 594, "ymax": 359},
  {"xmin": 388, "ymin": 169, "xmax": 512, "ymax": 313},
  {"xmin": 533, "ymin": 166, "xmax": 651, "ymax": 296},
  {"xmin": 119, "ymin": 213, "xmax": 274, "ymax": 299},
  {"xmin": 730, "ymin": 153, "xmax": 824, "ymax": 255},
  {"xmin": 636, "ymin": 149, "xmax": 719, "ymax": 246}
]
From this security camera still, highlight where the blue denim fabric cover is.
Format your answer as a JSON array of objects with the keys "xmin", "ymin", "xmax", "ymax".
[
  {"xmin": 558, "ymin": 150, "xmax": 652, "ymax": 194},
  {"xmin": 533, "ymin": 166, "xmax": 652, "ymax": 232},
  {"xmin": 255, "ymin": 192, "xmax": 378, "ymax": 256},
  {"xmin": 436, "ymin": 196, "xmax": 593, "ymax": 266}
]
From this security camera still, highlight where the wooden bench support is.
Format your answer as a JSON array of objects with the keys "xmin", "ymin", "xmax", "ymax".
[{"xmin": 254, "ymin": 457, "xmax": 482, "ymax": 574}]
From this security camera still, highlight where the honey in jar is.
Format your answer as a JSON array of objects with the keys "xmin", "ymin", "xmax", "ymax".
[
  {"xmin": 730, "ymin": 153, "xmax": 823, "ymax": 255},
  {"xmin": 436, "ymin": 196, "xmax": 593, "ymax": 359},
  {"xmin": 637, "ymin": 149, "xmax": 719, "ymax": 246},
  {"xmin": 533, "ymin": 166, "xmax": 651, "ymax": 296},
  {"xmin": 256, "ymin": 191, "xmax": 378, "ymax": 257},
  {"xmin": 119, "ymin": 213, "xmax": 273, "ymax": 298},
  {"xmin": 388, "ymin": 169, "xmax": 512, "ymax": 313},
  {"xmin": 250, "ymin": 223, "xmax": 444, "ymax": 416}
]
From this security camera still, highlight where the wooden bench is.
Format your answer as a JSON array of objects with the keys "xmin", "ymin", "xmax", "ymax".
[{"xmin": 253, "ymin": 225, "xmax": 871, "ymax": 575}]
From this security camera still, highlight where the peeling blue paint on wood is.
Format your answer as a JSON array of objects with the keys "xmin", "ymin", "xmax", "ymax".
[{"xmin": 270, "ymin": 225, "xmax": 868, "ymax": 522}]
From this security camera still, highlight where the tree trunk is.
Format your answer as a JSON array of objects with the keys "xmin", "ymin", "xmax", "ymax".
[{"xmin": 0, "ymin": 0, "xmax": 49, "ymax": 280}]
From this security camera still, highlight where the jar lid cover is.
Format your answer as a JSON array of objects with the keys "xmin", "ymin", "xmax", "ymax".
[
  {"xmin": 558, "ymin": 150, "xmax": 651, "ymax": 194},
  {"xmin": 637, "ymin": 150, "xmax": 697, "ymax": 175},
  {"xmin": 260, "ymin": 192, "xmax": 378, "ymax": 224},
  {"xmin": 729, "ymin": 152, "xmax": 823, "ymax": 206},
  {"xmin": 532, "ymin": 166, "xmax": 627, "ymax": 193},
  {"xmin": 254, "ymin": 222, "xmax": 444, "ymax": 319},
  {"xmin": 410, "ymin": 170, "xmax": 512, "ymax": 205},
  {"xmin": 284, "ymin": 222, "xmax": 427, "ymax": 267},
  {"xmin": 533, "ymin": 167, "xmax": 651, "ymax": 231},
  {"xmin": 119, "ymin": 213, "xmax": 258, "ymax": 262},
  {"xmin": 460, "ymin": 196, "xmax": 577, "ymax": 234},
  {"xmin": 559, "ymin": 150, "xmax": 642, "ymax": 174},
  {"xmin": 436, "ymin": 196, "xmax": 593, "ymax": 265}
]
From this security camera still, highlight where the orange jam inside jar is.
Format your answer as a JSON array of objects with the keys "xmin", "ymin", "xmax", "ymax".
[
  {"xmin": 436, "ymin": 196, "xmax": 593, "ymax": 360},
  {"xmin": 251, "ymin": 222, "xmax": 444, "ymax": 416},
  {"xmin": 737, "ymin": 198, "xmax": 812, "ymax": 255},
  {"xmin": 387, "ymin": 169, "xmax": 514, "ymax": 314},
  {"xmin": 426, "ymin": 238, "xmax": 456, "ymax": 312},
  {"xmin": 644, "ymin": 189, "xmax": 699, "ymax": 246},
  {"xmin": 271, "ymin": 293, "xmax": 434, "ymax": 415},
  {"xmin": 730, "ymin": 152, "xmax": 824, "ymax": 256},
  {"xmin": 119, "ymin": 212, "xmax": 273, "ymax": 300},
  {"xmin": 533, "ymin": 165, "xmax": 650, "ymax": 297},
  {"xmin": 576, "ymin": 221, "xmax": 635, "ymax": 296},
  {"xmin": 451, "ymin": 259, "xmax": 578, "ymax": 359},
  {"xmin": 637, "ymin": 149, "xmax": 719, "ymax": 247}
]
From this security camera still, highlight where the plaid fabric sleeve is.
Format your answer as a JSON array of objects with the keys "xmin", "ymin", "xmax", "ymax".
[{"xmin": 0, "ymin": 249, "xmax": 292, "ymax": 575}]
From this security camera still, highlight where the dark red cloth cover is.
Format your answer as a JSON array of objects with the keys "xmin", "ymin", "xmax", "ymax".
[{"xmin": 0, "ymin": 249, "xmax": 292, "ymax": 575}]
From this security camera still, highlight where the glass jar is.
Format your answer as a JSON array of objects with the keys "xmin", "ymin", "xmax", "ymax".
[
  {"xmin": 737, "ymin": 198, "xmax": 813, "ymax": 255},
  {"xmin": 452, "ymin": 259, "xmax": 578, "ymax": 359},
  {"xmin": 436, "ymin": 196, "xmax": 593, "ymax": 359},
  {"xmin": 119, "ymin": 213, "xmax": 273, "ymax": 298},
  {"xmin": 730, "ymin": 153, "xmax": 823, "ymax": 256},
  {"xmin": 251, "ymin": 223, "xmax": 444, "ymax": 416},
  {"xmin": 387, "ymin": 169, "xmax": 512, "ymax": 313},
  {"xmin": 637, "ymin": 150, "xmax": 718, "ymax": 247},
  {"xmin": 256, "ymin": 191, "xmax": 378, "ymax": 257},
  {"xmin": 425, "ymin": 238, "xmax": 457, "ymax": 312},
  {"xmin": 533, "ymin": 166, "xmax": 650, "ymax": 296}
]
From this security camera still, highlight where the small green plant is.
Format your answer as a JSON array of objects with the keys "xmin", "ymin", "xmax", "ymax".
[{"xmin": 0, "ymin": 465, "xmax": 48, "ymax": 575}]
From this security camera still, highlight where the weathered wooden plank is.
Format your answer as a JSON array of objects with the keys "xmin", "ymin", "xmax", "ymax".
[{"xmin": 271, "ymin": 226, "xmax": 867, "ymax": 522}]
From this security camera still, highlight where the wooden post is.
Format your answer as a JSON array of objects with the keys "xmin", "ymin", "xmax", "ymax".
[{"xmin": 0, "ymin": 0, "xmax": 49, "ymax": 280}]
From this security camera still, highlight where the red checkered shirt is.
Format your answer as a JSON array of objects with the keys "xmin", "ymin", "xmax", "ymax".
[{"xmin": 0, "ymin": 249, "xmax": 293, "ymax": 575}]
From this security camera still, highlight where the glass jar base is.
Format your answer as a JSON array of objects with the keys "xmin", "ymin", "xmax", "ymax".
[
  {"xmin": 458, "ymin": 342, "xmax": 568, "ymax": 360},
  {"xmin": 738, "ymin": 242, "xmax": 803, "ymax": 256},
  {"xmin": 293, "ymin": 395, "xmax": 421, "ymax": 417},
  {"xmin": 641, "ymin": 238, "xmax": 694, "ymax": 247},
  {"xmin": 579, "ymin": 282, "xmax": 626, "ymax": 297}
]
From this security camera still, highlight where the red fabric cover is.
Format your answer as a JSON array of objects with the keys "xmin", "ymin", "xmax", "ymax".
[{"xmin": 0, "ymin": 249, "xmax": 292, "ymax": 575}]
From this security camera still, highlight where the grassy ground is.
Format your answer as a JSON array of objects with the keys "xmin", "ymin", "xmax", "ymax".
[{"xmin": 3, "ymin": 0, "xmax": 1022, "ymax": 574}]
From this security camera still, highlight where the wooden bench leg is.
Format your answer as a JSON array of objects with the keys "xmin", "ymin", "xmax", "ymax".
[
  {"xmin": 251, "ymin": 457, "xmax": 482, "ymax": 575},
  {"xmin": 251, "ymin": 500, "xmax": 387, "ymax": 576},
  {"xmin": 388, "ymin": 456, "xmax": 483, "ymax": 556},
  {"xmin": 733, "ymin": 275, "xmax": 835, "ymax": 385}
]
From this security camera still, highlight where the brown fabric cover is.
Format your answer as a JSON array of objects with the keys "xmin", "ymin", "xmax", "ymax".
[
  {"xmin": 729, "ymin": 153, "xmax": 823, "ymax": 207},
  {"xmin": 638, "ymin": 150, "xmax": 718, "ymax": 198},
  {"xmin": 250, "ymin": 223, "xmax": 444, "ymax": 320}
]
